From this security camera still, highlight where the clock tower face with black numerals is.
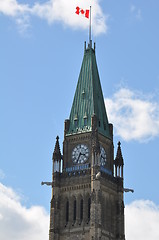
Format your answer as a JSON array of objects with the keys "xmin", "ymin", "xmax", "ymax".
[{"xmin": 48, "ymin": 41, "xmax": 125, "ymax": 240}]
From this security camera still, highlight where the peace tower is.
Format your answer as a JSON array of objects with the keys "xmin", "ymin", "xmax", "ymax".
[{"xmin": 47, "ymin": 41, "xmax": 125, "ymax": 240}]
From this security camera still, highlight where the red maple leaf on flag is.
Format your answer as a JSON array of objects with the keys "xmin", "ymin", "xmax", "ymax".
[
  {"xmin": 80, "ymin": 9, "xmax": 85, "ymax": 15},
  {"xmin": 75, "ymin": 6, "xmax": 89, "ymax": 19}
]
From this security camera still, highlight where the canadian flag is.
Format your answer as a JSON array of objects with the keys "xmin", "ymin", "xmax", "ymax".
[{"xmin": 75, "ymin": 6, "xmax": 90, "ymax": 19}]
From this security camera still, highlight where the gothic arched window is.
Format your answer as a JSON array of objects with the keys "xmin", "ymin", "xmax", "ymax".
[
  {"xmin": 80, "ymin": 199, "xmax": 83, "ymax": 221},
  {"xmin": 88, "ymin": 197, "xmax": 91, "ymax": 221},
  {"xmin": 73, "ymin": 199, "xmax": 76, "ymax": 222},
  {"xmin": 66, "ymin": 200, "xmax": 69, "ymax": 224}
]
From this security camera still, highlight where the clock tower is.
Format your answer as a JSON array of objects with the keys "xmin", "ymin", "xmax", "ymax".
[{"xmin": 49, "ymin": 41, "xmax": 125, "ymax": 240}]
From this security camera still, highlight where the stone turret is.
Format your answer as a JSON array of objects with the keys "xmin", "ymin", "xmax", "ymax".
[
  {"xmin": 114, "ymin": 141, "xmax": 124, "ymax": 178},
  {"xmin": 52, "ymin": 136, "xmax": 62, "ymax": 173}
]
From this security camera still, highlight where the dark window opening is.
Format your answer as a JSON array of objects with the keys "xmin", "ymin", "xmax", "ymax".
[
  {"xmin": 99, "ymin": 120, "xmax": 101, "ymax": 127},
  {"xmin": 80, "ymin": 199, "xmax": 83, "ymax": 221},
  {"xmin": 73, "ymin": 200, "xmax": 76, "ymax": 222},
  {"xmin": 74, "ymin": 119, "xmax": 78, "ymax": 127},
  {"xmin": 84, "ymin": 118, "xmax": 87, "ymax": 126},
  {"xmin": 66, "ymin": 201, "xmax": 69, "ymax": 223}
]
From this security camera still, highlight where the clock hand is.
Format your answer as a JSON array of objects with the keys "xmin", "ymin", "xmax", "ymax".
[
  {"xmin": 77, "ymin": 152, "xmax": 81, "ymax": 161},
  {"xmin": 81, "ymin": 153, "xmax": 85, "ymax": 156}
]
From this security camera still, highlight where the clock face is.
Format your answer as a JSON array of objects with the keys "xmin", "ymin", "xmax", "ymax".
[
  {"xmin": 100, "ymin": 146, "xmax": 106, "ymax": 166},
  {"xmin": 72, "ymin": 144, "xmax": 89, "ymax": 164}
]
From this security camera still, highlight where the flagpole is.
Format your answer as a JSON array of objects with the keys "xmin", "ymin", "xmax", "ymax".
[{"xmin": 89, "ymin": 6, "xmax": 92, "ymax": 46}]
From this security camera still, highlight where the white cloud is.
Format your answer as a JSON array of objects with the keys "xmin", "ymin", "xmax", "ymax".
[
  {"xmin": 0, "ymin": 0, "xmax": 107, "ymax": 35},
  {"xmin": 126, "ymin": 200, "xmax": 159, "ymax": 240},
  {"xmin": 0, "ymin": 183, "xmax": 49, "ymax": 240},
  {"xmin": 105, "ymin": 88, "xmax": 159, "ymax": 142},
  {"xmin": 0, "ymin": 0, "xmax": 31, "ymax": 34},
  {"xmin": 16, "ymin": 14, "xmax": 30, "ymax": 34},
  {"xmin": 0, "ymin": 0, "xmax": 29, "ymax": 16}
]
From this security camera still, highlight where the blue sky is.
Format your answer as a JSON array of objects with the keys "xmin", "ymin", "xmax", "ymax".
[{"xmin": 0, "ymin": 1, "xmax": 159, "ymax": 239}]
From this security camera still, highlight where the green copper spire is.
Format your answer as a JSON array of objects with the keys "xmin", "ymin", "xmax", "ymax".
[{"xmin": 66, "ymin": 42, "xmax": 112, "ymax": 139}]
